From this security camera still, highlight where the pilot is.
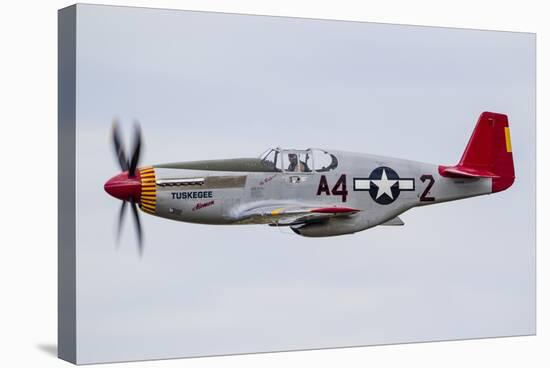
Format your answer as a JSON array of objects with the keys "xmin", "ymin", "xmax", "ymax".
[{"xmin": 287, "ymin": 153, "xmax": 305, "ymax": 172}]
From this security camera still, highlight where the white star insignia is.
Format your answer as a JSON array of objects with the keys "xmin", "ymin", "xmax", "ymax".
[{"xmin": 371, "ymin": 169, "xmax": 397, "ymax": 199}]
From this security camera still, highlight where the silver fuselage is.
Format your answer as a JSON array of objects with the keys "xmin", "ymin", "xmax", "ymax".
[{"xmin": 140, "ymin": 150, "xmax": 490, "ymax": 234}]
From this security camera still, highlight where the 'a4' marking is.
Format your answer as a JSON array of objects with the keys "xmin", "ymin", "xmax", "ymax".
[{"xmin": 317, "ymin": 174, "xmax": 348, "ymax": 202}]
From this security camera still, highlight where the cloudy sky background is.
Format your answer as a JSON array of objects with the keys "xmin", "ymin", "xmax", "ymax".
[{"xmin": 73, "ymin": 4, "xmax": 535, "ymax": 364}]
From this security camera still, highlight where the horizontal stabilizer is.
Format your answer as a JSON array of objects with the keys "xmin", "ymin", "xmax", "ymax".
[
  {"xmin": 438, "ymin": 166, "xmax": 498, "ymax": 179},
  {"xmin": 380, "ymin": 216, "xmax": 404, "ymax": 226}
]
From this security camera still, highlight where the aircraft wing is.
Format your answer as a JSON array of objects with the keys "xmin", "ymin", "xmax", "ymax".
[{"xmin": 237, "ymin": 204, "xmax": 361, "ymax": 226}]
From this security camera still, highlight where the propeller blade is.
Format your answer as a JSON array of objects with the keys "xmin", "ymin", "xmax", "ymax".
[
  {"xmin": 116, "ymin": 200, "xmax": 128, "ymax": 244},
  {"xmin": 130, "ymin": 199, "xmax": 143, "ymax": 255},
  {"xmin": 109, "ymin": 119, "xmax": 145, "ymax": 255},
  {"xmin": 112, "ymin": 119, "xmax": 129, "ymax": 172},
  {"xmin": 128, "ymin": 122, "xmax": 142, "ymax": 176}
]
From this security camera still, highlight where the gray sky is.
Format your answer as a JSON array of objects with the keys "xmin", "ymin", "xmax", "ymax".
[{"xmin": 73, "ymin": 4, "xmax": 535, "ymax": 364}]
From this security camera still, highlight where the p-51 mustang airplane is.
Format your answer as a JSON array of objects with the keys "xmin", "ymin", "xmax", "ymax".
[{"xmin": 104, "ymin": 112, "xmax": 514, "ymax": 252}]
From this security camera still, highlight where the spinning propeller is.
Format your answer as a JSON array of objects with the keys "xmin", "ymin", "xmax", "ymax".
[{"xmin": 104, "ymin": 119, "xmax": 144, "ymax": 254}]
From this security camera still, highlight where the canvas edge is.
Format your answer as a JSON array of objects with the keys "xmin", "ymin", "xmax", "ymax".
[{"xmin": 58, "ymin": 4, "xmax": 77, "ymax": 365}]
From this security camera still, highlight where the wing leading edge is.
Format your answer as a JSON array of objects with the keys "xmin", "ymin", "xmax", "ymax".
[{"xmin": 237, "ymin": 205, "xmax": 360, "ymax": 226}]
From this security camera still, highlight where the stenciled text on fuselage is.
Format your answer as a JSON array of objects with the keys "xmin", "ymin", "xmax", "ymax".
[{"xmin": 171, "ymin": 191, "xmax": 213, "ymax": 200}]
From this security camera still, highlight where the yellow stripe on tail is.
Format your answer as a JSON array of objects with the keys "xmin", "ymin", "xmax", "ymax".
[{"xmin": 504, "ymin": 127, "xmax": 512, "ymax": 152}]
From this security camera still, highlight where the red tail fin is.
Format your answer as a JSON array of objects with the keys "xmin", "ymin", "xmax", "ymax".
[{"xmin": 439, "ymin": 112, "xmax": 515, "ymax": 193}]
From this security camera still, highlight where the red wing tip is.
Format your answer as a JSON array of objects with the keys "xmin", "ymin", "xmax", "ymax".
[{"xmin": 311, "ymin": 207, "xmax": 360, "ymax": 214}]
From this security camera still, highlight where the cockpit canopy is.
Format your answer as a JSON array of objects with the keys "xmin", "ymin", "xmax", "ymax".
[{"xmin": 259, "ymin": 148, "xmax": 338, "ymax": 173}]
